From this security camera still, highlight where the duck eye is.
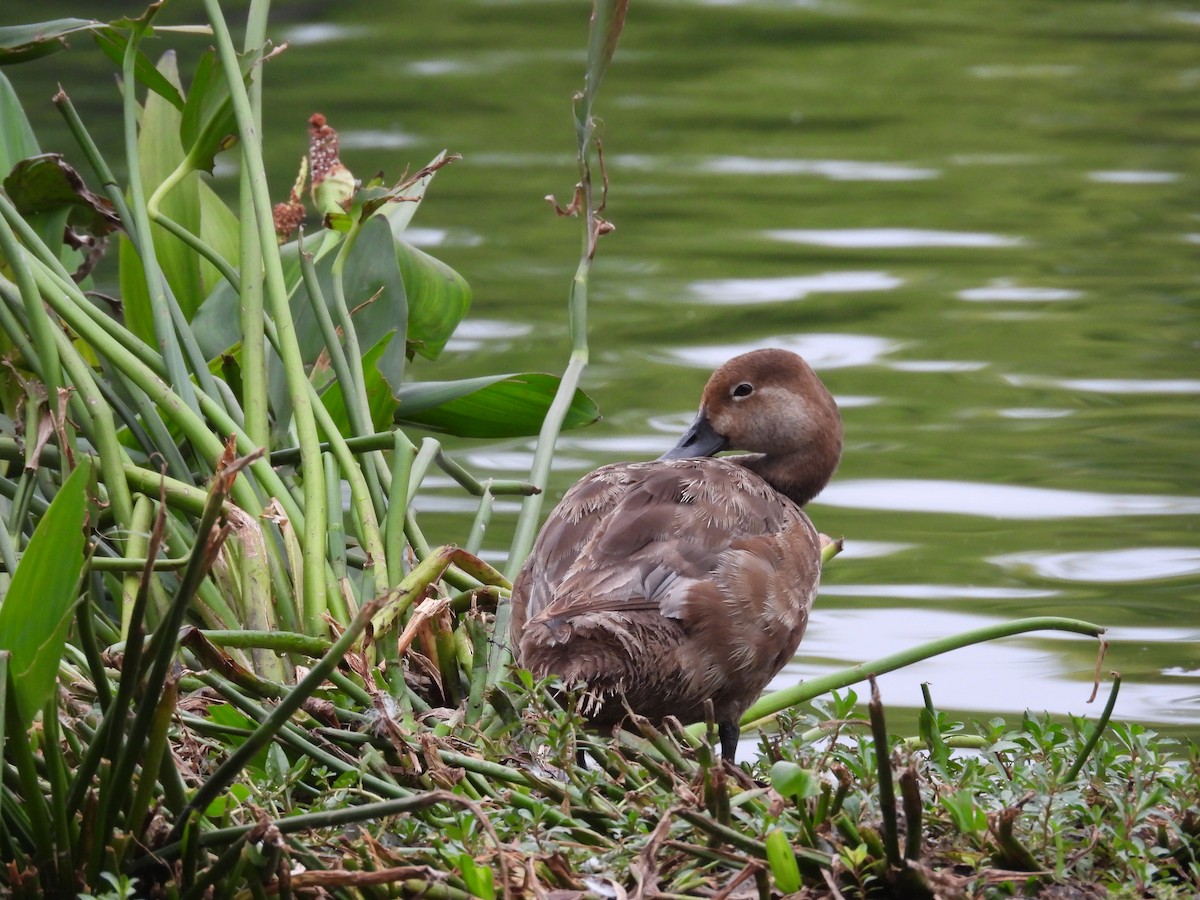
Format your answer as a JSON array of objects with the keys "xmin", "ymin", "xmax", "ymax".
[{"xmin": 732, "ymin": 382, "xmax": 754, "ymax": 399}]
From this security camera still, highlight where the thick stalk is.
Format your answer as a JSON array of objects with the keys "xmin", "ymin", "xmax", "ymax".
[
  {"xmin": 0, "ymin": 199, "xmax": 62, "ymax": 404},
  {"xmin": 240, "ymin": 0, "xmax": 271, "ymax": 448},
  {"xmin": 119, "ymin": 21, "xmax": 199, "ymax": 416},
  {"xmin": 205, "ymin": 0, "xmax": 326, "ymax": 625}
]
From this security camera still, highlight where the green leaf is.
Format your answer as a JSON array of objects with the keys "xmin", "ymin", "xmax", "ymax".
[
  {"xmin": 584, "ymin": 0, "xmax": 630, "ymax": 108},
  {"xmin": 0, "ymin": 652, "xmax": 8, "ymax": 771},
  {"xmin": 280, "ymin": 216, "xmax": 407, "ymax": 429},
  {"xmin": 0, "ymin": 459, "xmax": 91, "ymax": 726},
  {"xmin": 769, "ymin": 760, "xmax": 822, "ymax": 801},
  {"xmin": 765, "ymin": 827, "xmax": 802, "ymax": 894},
  {"xmin": 0, "ymin": 72, "xmax": 40, "ymax": 179},
  {"xmin": 179, "ymin": 47, "xmax": 250, "ymax": 174},
  {"xmin": 3, "ymin": 154, "xmax": 121, "ymax": 237},
  {"xmin": 457, "ymin": 852, "xmax": 496, "ymax": 900},
  {"xmin": 319, "ymin": 332, "xmax": 398, "ymax": 434},
  {"xmin": 196, "ymin": 179, "xmax": 239, "ymax": 295},
  {"xmin": 0, "ymin": 18, "xmax": 98, "ymax": 65},
  {"xmin": 395, "ymin": 373, "xmax": 600, "ymax": 439},
  {"xmin": 395, "ymin": 239, "xmax": 471, "ymax": 361},
  {"xmin": 191, "ymin": 230, "xmax": 329, "ymax": 360},
  {"xmin": 120, "ymin": 50, "xmax": 203, "ymax": 339},
  {"xmin": 92, "ymin": 26, "xmax": 184, "ymax": 110}
]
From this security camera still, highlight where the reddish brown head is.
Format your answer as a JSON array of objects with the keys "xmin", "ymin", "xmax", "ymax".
[{"xmin": 660, "ymin": 348, "xmax": 842, "ymax": 506}]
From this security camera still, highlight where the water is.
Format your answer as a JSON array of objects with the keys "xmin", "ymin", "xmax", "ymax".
[{"xmin": 8, "ymin": 0, "xmax": 1199, "ymax": 732}]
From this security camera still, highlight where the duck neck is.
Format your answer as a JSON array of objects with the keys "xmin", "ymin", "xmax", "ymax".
[{"xmin": 737, "ymin": 445, "xmax": 839, "ymax": 508}]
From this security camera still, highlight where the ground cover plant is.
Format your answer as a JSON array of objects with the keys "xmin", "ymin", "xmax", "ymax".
[{"xmin": 0, "ymin": 2, "xmax": 1197, "ymax": 897}]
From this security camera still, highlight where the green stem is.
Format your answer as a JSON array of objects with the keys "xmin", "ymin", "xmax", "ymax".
[
  {"xmin": 168, "ymin": 596, "xmax": 385, "ymax": 841},
  {"xmin": 239, "ymin": 0, "xmax": 271, "ymax": 449},
  {"xmin": 119, "ymin": 18, "xmax": 200, "ymax": 417},
  {"xmin": 386, "ymin": 431, "xmax": 412, "ymax": 586},
  {"xmin": 199, "ymin": 629, "xmax": 331, "ymax": 657},
  {"xmin": 271, "ymin": 430, "xmax": 538, "ymax": 496},
  {"xmin": 735, "ymin": 617, "xmax": 1107, "ymax": 734},
  {"xmin": 55, "ymin": 87, "xmax": 142, "ymax": 245},
  {"xmin": 1064, "ymin": 671, "xmax": 1121, "ymax": 782},
  {"xmin": 204, "ymin": 0, "xmax": 327, "ymax": 627},
  {"xmin": 0, "ymin": 200, "xmax": 62, "ymax": 403}
]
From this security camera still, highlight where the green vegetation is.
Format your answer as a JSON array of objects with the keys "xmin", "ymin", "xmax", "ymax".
[{"xmin": 0, "ymin": 2, "xmax": 1196, "ymax": 897}]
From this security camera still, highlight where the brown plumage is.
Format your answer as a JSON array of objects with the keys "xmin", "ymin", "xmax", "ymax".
[{"xmin": 510, "ymin": 348, "xmax": 843, "ymax": 758}]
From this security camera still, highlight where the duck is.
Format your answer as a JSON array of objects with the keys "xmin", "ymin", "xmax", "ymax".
[{"xmin": 509, "ymin": 348, "xmax": 843, "ymax": 760}]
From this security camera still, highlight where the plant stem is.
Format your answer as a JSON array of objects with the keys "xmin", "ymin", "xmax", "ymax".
[
  {"xmin": 736, "ymin": 617, "xmax": 1106, "ymax": 734},
  {"xmin": 119, "ymin": 17, "xmax": 200, "ymax": 417},
  {"xmin": 204, "ymin": 0, "xmax": 328, "ymax": 627},
  {"xmin": 168, "ymin": 595, "xmax": 384, "ymax": 841}
]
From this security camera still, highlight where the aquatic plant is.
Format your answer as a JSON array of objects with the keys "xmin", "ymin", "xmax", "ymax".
[{"xmin": 0, "ymin": 2, "xmax": 1194, "ymax": 898}]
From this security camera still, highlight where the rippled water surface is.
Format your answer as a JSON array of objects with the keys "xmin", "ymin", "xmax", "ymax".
[{"xmin": 11, "ymin": 0, "xmax": 1200, "ymax": 731}]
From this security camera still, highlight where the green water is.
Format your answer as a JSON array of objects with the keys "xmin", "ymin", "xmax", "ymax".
[{"xmin": 8, "ymin": 0, "xmax": 1200, "ymax": 730}]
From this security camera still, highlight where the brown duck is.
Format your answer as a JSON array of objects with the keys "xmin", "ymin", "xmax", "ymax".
[{"xmin": 509, "ymin": 348, "xmax": 843, "ymax": 759}]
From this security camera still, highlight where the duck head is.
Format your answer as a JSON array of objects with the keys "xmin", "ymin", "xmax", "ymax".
[{"xmin": 659, "ymin": 347, "xmax": 843, "ymax": 506}]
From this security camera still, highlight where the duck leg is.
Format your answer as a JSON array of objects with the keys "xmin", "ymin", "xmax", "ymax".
[{"xmin": 718, "ymin": 720, "xmax": 740, "ymax": 761}]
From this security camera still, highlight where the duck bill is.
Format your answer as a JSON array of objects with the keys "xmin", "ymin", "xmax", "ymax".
[{"xmin": 658, "ymin": 410, "xmax": 729, "ymax": 460}]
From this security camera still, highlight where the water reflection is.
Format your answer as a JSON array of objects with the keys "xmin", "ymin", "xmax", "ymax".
[
  {"xmin": 997, "ymin": 408, "xmax": 1076, "ymax": 419},
  {"xmin": 1087, "ymin": 171, "xmax": 1181, "ymax": 184},
  {"xmin": 461, "ymin": 450, "xmax": 590, "ymax": 472},
  {"xmin": 957, "ymin": 282, "xmax": 1082, "ymax": 302},
  {"xmin": 402, "ymin": 227, "xmax": 484, "ymax": 248},
  {"xmin": 888, "ymin": 360, "xmax": 988, "ymax": 373},
  {"xmin": 697, "ymin": 156, "xmax": 939, "ymax": 181},
  {"xmin": 991, "ymin": 548, "xmax": 1200, "ymax": 583},
  {"xmin": 443, "ymin": 319, "xmax": 531, "ymax": 352},
  {"xmin": 666, "ymin": 334, "xmax": 901, "ymax": 370},
  {"xmin": 821, "ymin": 584, "xmax": 1058, "ymax": 601},
  {"xmin": 834, "ymin": 541, "xmax": 914, "ymax": 560},
  {"xmin": 1006, "ymin": 375, "xmax": 1200, "ymax": 395},
  {"xmin": 340, "ymin": 129, "xmax": 420, "ymax": 150},
  {"xmin": 690, "ymin": 272, "xmax": 903, "ymax": 304},
  {"xmin": 766, "ymin": 228, "xmax": 1027, "ymax": 248},
  {"xmin": 279, "ymin": 23, "xmax": 364, "ymax": 45},
  {"xmin": 819, "ymin": 480, "xmax": 1200, "ymax": 519}
]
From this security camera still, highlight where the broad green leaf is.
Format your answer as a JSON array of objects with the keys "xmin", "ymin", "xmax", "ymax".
[
  {"xmin": 118, "ymin": 233, "xmax": 154, "ymax": 342},
  {"xmin": 765, "ymin": 828, "xmax": 801, "ymax": 894},
  {"xmin": 191, "ymin": 230, "xmax": 330, "ymax": 360},
  {"xmin": 457, "ymin": 852, "xmax": 496, "ymax": 900},
  {"xmin": 0, "ymin": 459, "xmax": 91, "ymax": 726},
  {"xmin": 3, "ymin": 154, "xmax": 121, "ymax": 237},
  {"xmin": 196, "ymin": 179, "xmax": 239, "ymax": 295},
  {"xmin": 179, "ymin": 47, "xmax": 253, "ymax": 174},
  {"xmin": 92, "ymin": 26, "xmax": 184, "ymax": 110},
  {"xmin": 319, "ymin": 332, "xmax": 397, "ymax": 434},
  {"xmin": 0, "ymin": 72, "xmax": 40, "ymax": 179},
  {"xmin": 0, "ymin": 652, "xmax": 8, "ymax": 768},
  {"xmin": 0, "ymin": 18, "xmax": 97, "ymax": 65},
  {"xmin": 769, "ymin": 760, "xmax": 822, "ymax": 801},
  {"xmin": 395, "ymin": 373, "xmax": 600, "ymax": 439},
  {"xmin": 395, "ymin": 239, "xmax": 471, "ymax": 361}
]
